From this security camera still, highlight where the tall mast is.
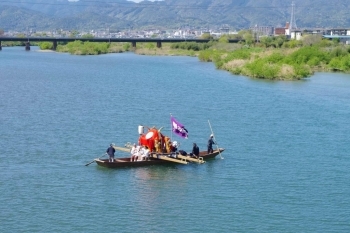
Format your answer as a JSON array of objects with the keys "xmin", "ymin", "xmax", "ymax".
[{"xmin": 289, "ymin": 1, "xmax": 297, "ymax": 31}]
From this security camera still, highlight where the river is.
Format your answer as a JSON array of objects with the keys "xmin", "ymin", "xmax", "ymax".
[{"xmin": 1, "ymin": 47, "xmax": 350, "ymax": 232}]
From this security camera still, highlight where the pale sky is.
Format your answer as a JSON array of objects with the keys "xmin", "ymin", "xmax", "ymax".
[
  {"xmin": 67, "ymin": 0, "xmax": 162, "ymax": 2},
  {"xmin": 128, "ymin": 0, "xmax": 162, "ymax": 2},
  {"xmin": 67, "ymin": 0, "xmax": 162, "ymax": 3}
]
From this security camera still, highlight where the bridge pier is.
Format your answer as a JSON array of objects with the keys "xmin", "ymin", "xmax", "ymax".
[
  {"xmin": 157, "ymin": 41, "xmax": 162, "ymax": 48},
  {"xmin": 53, "ymin": 41, "xmax": 57, "ymax": 51},
  {"xmin": 131, "ymin": 41, "xmax": 136, "ymax": 48},
  {"xmin": 25, "ymin": 42, "xmax": 30, "ymax": 51},
  {"xmin": 0, "ymin": 41, "xmax": 2, "ymax": 51}
]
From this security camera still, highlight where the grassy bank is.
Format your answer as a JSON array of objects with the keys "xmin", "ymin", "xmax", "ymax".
[
  {"xmin": 39, "ymin": 35, "xmax": 350, "ymax": 80},
  {"xmin": 41, "ymin": 41, "xmax": 206, "ymax": 56},
  {"xmin": 197, "ymin": 36, "xmax": 350, "ymax": 80}
]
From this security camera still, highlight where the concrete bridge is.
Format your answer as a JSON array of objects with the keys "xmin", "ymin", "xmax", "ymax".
[{"xmin": 0, "ymin": 37, "xmax": 242, "ymax": 51}]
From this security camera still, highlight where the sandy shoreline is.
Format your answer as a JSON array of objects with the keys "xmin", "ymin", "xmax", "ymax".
[{"xmin": 37, "ymin": 49, "xmax": 56, "ymax": 53}]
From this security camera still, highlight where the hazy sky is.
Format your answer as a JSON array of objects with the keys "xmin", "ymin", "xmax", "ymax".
[
  {"xmin": 67, "ymin": 0, "xmax": 161, "ymax": 2},
  {"xmin": 128, "ymin": 0, "xmax": 159, "ymax": 2}
]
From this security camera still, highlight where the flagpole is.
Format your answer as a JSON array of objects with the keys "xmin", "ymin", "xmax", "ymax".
[
  {"xmin": 170, "ymin": 113, "xmax": 173, "ymax": 142},
  {"xmin": 208, "ymin": 120, "xmax": 223, "ymax": 159}
]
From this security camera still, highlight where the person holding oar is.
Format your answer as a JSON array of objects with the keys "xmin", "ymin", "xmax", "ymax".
[
  {"xmin": 208, "ymin": 120, "xmax": 223, "ymax": 159},
  {"xmin": 106, "ymin": 143, "xmax": 116, "ymax": 162},
  {"xmin": 207, "ymin": 134, "xmax": 215, "ymax": 154}
]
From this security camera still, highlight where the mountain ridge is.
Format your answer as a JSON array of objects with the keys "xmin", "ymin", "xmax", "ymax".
[{"xmin": 0, "ymin": 0, "xmax": 349, "ymax": 31}]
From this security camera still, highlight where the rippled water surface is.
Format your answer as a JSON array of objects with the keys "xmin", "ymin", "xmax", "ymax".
[{"xmin": 1, "ymin": 47, "xmax": 350, "ymax": 232}]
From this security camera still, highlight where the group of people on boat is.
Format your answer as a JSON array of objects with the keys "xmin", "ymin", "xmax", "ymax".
[
  {"xmin": 130, "ymin": 144, "xmax": 151, "ymax": 162},
  {"xmin": 105, "ymin": 134, "xmax": 216, "ymax": 163}
]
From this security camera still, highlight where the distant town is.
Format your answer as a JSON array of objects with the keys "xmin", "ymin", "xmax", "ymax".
[{"xmin": 2, "ymin": 23, "xmax": 350, "ymax": 44}]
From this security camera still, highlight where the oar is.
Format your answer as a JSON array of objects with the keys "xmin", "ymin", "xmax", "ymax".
[
  {"xmin": 208, "ymin": 120, "xmax": 223, "ymax": 159},
  {"xmin": 85, "ymin": 153, "xmax": 106, "ymax": 166}
]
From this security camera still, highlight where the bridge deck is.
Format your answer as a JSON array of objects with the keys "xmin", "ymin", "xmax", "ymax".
[{"xmin": 0, "ymin": 37, "xmax": 241, "ymax": 43}]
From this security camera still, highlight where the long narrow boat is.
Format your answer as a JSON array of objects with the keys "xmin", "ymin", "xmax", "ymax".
[{"xmin": 95, "ymin": 148, "xmax": 225, "ymax": 168}]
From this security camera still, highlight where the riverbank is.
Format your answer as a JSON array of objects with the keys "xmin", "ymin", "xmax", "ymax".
[
  {"xmin": 135, "ymin": 42, "xmax": 350, "ymax": 80},
  {"xmin": 39, "ymin": 37, "xmax": 350, "ymax": 80}
]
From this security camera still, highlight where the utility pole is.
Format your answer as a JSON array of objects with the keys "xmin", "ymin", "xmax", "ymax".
[
  {"xmin": 289, "ymin": 1, "xmax": 297, "ymax": 31},
  {"xmin": 108, "ymin": 27, "xmax": 110, "ymax": 43}
]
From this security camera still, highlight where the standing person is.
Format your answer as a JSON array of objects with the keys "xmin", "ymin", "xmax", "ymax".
[
  {"xmin": 207, "ymin": 134, "xmax": 215, "ymax": 154},
  {"xmin": 130, "ymin": 143, "xmax": 137, "ymax": 162},
  {"xmin": 191, "ymin": 143, "xmax": 200, "ymax": 158},
  {"xmin": 106, "ymin": 143, "xmax": 116, "ymax": 162}
]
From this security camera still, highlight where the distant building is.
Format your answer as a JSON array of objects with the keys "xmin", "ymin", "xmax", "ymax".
[
  {"xmin": 274, "ymin": 27, "xmax": 286, "ymax": 36},
  {"xmin": 323, "ymin": 28, "xmax": 350, "ymax": 44},
  {"xmin": 250, "ymin": 25, "xmax": 274, "ymax": 36},
  {"xmin": 324, "ymin": 28, "xmax": 350, "ymax": 36},
  {"xmin": 306, "ymin": 28, "xmax": 327, "ymax": 35},
  {"xmin": 275, "ymin": 22, "xmax": 289, "ymax": 36},
  {"xmin": 220, "ymin": 24, "xmax": 230, "ymax": 34},
  {"xmin": 290, "ymin": 30, "xmax": 302, "ymax": 40}
]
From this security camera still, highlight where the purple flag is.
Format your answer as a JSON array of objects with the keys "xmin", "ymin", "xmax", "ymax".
[{"xmin": 171, "ymin": 116, "xmax": 188, "ymax": 139}]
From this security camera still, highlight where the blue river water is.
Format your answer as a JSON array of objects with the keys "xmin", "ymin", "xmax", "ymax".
[{"xmin": 1, "ymin": 47, "xmax": 350, "ymax": 232}]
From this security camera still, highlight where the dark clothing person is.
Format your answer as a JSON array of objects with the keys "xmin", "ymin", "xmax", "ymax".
[
  {"xmin": 179, "ymin": 150, "xmax": 187, "ymax": 156},
  {"xmin": 207, "ymin": 135, "xmax": 215, "ymax": 154},
  {"xmin": 106, "ymin": 144, "xmax": 116, "ymax": 162},
  {"xmin": 171, "ymin": 146, "xmax": 177, "ymax": 153},
  {"xmin": 191, "ymin": 143, "xmax": 199, "ymax": 158}
]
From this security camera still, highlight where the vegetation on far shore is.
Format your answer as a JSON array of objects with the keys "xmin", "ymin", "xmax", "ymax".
[
  {"xmin": 197, "ymin": 35, "xmax": 350, "ymax": 80},
  {"xmin": 36, "ymin": 32, "xmax": 350, "ymax": 80}
]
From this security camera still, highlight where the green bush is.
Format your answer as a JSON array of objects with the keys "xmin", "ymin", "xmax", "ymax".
[
  {"xmin": 62, "ymin": 40, "xmax": 110, "ymax": 55},
  {"xmin": 38, "ymin": 42, "xmax": 52, "ymax": 50},
  {"xmin": 293, "ymin": 64, "xmax": 312, "ymax": 78},
  {"xmin": 170, "ymin": 42, "xmax": 213, "ymax": 51},
  {"xmin": 145, "ymin": 43, "xmax": 155, "ymax": 50},
  {"xmin": 330, "ymin": 46, "xmax": 348, "ymax": 57},
  {"xmin": 259, "ymin": 36, "xmax": 273, "ymax": 48},
  {"xmin": 328, "ymin": 55, "xmax": 350, "ymax": 71},
  {"xmin": 244, "ymin": 59, "xmax": 280, "ymax": 79},
  {"xmin": 221, "ymin": 48, "xmax": 253, "ymax": 63},
  {"xmin": 284, "ymin": 46, "xmax": 330, "ymax": 65},
  {"xmin": 218, "ymin": 36, "xmax": 229, "ymax": 43},
  {"xmin": 198, "ymin": 50, "xmax": 215, "ymax": 62},
  {"xmin": 317, "ymin": 39, "xmax": 332, "ymax": 47},
  {"xmin": 307, "ymin": 57, "xmax": 321, "ymax": 66},
  {"xmin": 282, "ymin": 40, "xmax": 302, "ymax": 48},
  {"xmin": 123, "ymin": 43, "xmax": 131, "ymax": 51},
  {"xmin": 266, "ymin": 52, "xmax": 284, "ymax": 64}
]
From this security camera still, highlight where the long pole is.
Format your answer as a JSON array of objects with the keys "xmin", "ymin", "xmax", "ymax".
[
  {"xmin": 208, "ymin": 120, "xmax": 223, "ymax": 159},
  {"xmin": 170, "ymin": 113, "xmax": 173, "ymax": 142},
  {"xmin": 85, "ymin": 153, "xmax": 106, "ymax": 166}
]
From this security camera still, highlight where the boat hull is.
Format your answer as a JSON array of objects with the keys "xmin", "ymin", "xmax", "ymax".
[{"xmin": 95, "ymin": 148, "xmax": 224, "ymax": 168}]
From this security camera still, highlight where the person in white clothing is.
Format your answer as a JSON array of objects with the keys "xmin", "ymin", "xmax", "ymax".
[
  {"xmin": 130, "ymin": 143, "xmax": 137, "ymax": 162},
  {"xmin": 135, "ymin": 145, "xmax": 143, "ymax": 161},
  {"xmin": 142, "ymin": 146, "xmax": 150, "ymax": 161}
]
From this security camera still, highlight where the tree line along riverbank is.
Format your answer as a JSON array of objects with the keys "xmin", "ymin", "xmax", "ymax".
[{"xmin": 35, "ymin": 34, "xmax": 350, "ymax": 80}]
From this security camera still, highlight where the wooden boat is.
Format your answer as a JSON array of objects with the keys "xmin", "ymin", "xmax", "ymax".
[
  {"xmin": 94, "ymin": 148, "xmax": 225, "ymax": 168},
  {"xmin": 90, "ymin": 121, "xmax": 224, "ymax": 168}
]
